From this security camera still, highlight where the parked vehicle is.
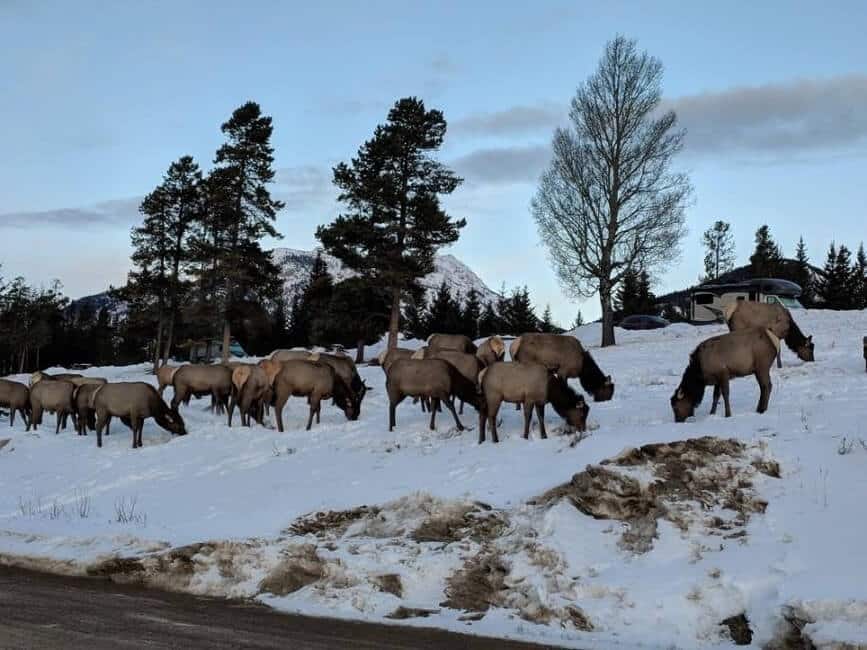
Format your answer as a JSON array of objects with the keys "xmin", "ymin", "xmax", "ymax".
[
  {"xmin": 618, "ymin": 315, "xmax": 670, "ymax": 330},
  {"xmin": 690, "ymin": 278, "xmax": 803, "ymax": 323}
]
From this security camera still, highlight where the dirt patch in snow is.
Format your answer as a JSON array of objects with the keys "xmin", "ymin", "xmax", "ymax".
[
  {"xmin": 286, "ymin": 505, "xmax": 380, "ymax": 538},
  {"xmin": 372, "ymin": 573, "xmax": 403, "ymax": 597},
  {"xmin": 258, "ymin": 544, "xmax": 325, "ymax": 596},
  {"xmin": 532, "ymin": 436, "xmax": 776, "ymax": 553},
  {"xmin": 441, "ymin": 550, "xmax": 509, "ymax": 613},
  {"xmin": 386, "ymin": 606, "xmax": 440, "ymax": 620},
  {"xmin": 721, "ymin": 613, "xmax": 753, "ymax": 645},
  {"xmin": 411, "ymin": 502, "xmax": 508, "ymax": 544}
]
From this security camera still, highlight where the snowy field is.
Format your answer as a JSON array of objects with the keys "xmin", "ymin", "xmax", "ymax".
[{"xmin": 2, "ymin": 310, "xmax": 867, "ymax": 648}]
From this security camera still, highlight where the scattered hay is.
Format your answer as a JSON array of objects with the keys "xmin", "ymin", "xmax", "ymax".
[
  {"xmin": 765, "ymin": 606, "xmax": 817, "ymax": 650},
  {"xmin": 258, "ymin": 544, "xmax": 324, "ymax": 596},
  {"xmin": 532, "ymin": 436, "xmax": 778, "ymax": 553},
  {"xmin": 441, "ymin": 551, "xmax": 509, "ymax": 614},
  {"xmin": 373, "ymin": 573, "xmax": 403, "ymax": 597},
  {"xmin": 411, "ymin": 502, "xmax": 507, "ymax": 544},
  {"xmin": 0, "ymin": 438, "xmax": 10, "ymax": 452},
  {"xmin": 753, "ymin": 459, "xmax": 782, "ymax": 478},
  {"xmin": 286, "ymin": 505, "xmax": 380, "ymax": 538},
  {"xmin": 565, "ymin": 605, "xmax": 594, "ymax": 631},
  {"xmin": 721, "ymin": 613, "xmax": 753, "ymax": 646},
  {"xmin": 385, "ymin": 606, "xmax": 439, "ymax": 620}
]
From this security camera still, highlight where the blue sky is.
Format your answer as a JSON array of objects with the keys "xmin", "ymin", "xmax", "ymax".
[{"xmin": 2, "ymin": 0, "xmax": 866, "ymax": 324}]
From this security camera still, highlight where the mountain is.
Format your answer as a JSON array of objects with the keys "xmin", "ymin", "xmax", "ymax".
[
  {"xmin": 70, "ymin": 248, "xmax": 500, "ymax": 318},
  {"xmin": 271, "ymin": 247, "xmax": 500, "ymax": 306}
]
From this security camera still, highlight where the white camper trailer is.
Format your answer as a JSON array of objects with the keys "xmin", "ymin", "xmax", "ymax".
[{"xmin": 690, "ymin": 278, "xmax": 804, "ymax": 323}]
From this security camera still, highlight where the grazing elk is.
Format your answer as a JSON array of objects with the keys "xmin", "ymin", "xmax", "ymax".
[
  {"xmin": 427, "ymin": 333, "xmax": 477, "ymax": 354},
  {"xmin": 270, "ymin": 349, "xmax": 316, "ymax": 362},
  {"xmin": 671, "ymin": 328, "xmax": 781, "ymax": 422},
  {"xmin": 377, "ymin": 347, "xmax": 414, "ymax": 374},
  {"xmin": 171, "ymin": 364, "xmax": 233, "ymax": 414},
  {"xmin": 510, "ymin": 333, "xmax": 614, "ymax": 402},
  {"xmin": 272, "ymin": 360, "xmax": 359, "ymax": 432},
  {"xmin": 27, "ymin": 377, "xmax": 75, "ymax": 433},
  {"xmin": 72, "ymin": 383, "xmax": 106, "ymax": 436},
  {"xmin": 316, "ymin": 352, "xmax": 369, "ymax": 413},
  {"xmin": 0, "ymin": 379, "xmax": 29, "ymax": 427},
  {"xmin": 228, "ymin": 364, "xmax": 271, "ymax": 427},
  {"xmin": 422, "ymin": 349, "xmax": 483, "ymax": 415},
  {"xmin": 476, "ymin": 335, "xmax": 506, "ymax": 366},
  {"xmin": 725, "ymin": 301, "xmax": 814, "ymax": 368},
  {"xmin": 385, "ymin": 358, "xmax": 479, "ymax": 432},
  {"xmin": 477, "ymin": 362, "xmax": 589, "ymax": 443},
  {"xmin": 92, "ymin": 383, "xmax": 186, "ymax": 449}
]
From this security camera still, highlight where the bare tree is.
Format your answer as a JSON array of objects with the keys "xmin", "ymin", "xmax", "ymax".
[{"xmin": 532, "ymin": 36, "xmax": 691, "ymax": 347}]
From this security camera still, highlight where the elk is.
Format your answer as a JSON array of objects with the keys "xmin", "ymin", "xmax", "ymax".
[
  {"xmin": 171, "ymin": 364, "xmax": 233, "ymax": 414},
  {"xmin": 725, "ymin": 301, "xmax": 814, "ymax": 368},
  {"xmin": 271, "ymin": 360, "xmax": 359, "ymax": 432},
  {"xmin": 0, "ymin": 379, "xmax": 29, "ymax": 427},
  {"xmin": 92, "ymin": 383, "xmax": 186, "ymax": 449}
]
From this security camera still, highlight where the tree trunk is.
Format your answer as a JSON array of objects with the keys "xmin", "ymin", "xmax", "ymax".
[
  {"xmin": 600, "ymin": 286, "xmax": 616, "ymax": 347},
  {"xmin": 163, "ymin": 311, "xmax": 176, "ymax": 367},
  {"xmin": 355, "ymin": 338, "xmax": 365, "ymax": 364},
  {"xmin": 387, "ymin": 287, "xmax": 401, "ymax": 350},
  {"xmin": 36, "ymin": 346, "xmax": 40, "ymax": 371},
  {"xmin": 152, "ymin": 317, "xmax": 164, "ymax": 374},
  {"xmin": 221, "ymin": 318, "xmax": 231, "ymax": 364}
]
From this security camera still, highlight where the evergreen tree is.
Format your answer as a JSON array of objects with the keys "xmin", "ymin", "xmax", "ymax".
[
  {"xmin": 316, "ymin": 97, "xmax": 465, "ymax": 350},
  {"xmin": 792, "ymin": 237, "xmax": 814, "ymax": 306},
  {"xmin": 327, "ymin": 278, "xmax": 390, "ymax": 362},
  {"xmin": 750, "ymin": 225, "xmax": 783, "ymax": 278},
  {"xmin": 286, "ymin": 293, "xmax": 307, "ymax": 348},
  {"xmin": 571, "ymin": 309, "xmax": 585, "ymax": 330},
  {"xmin": 478, "ymin": 301, "xmax": 499, "ymax": 338},
  {"xmin": 636, "ymin": 270, "xmax": 657, "ymax": 314},
  {"xmin": 303, "ymin": 252, "xmax": 335, "ymax": 345},
  {"xmin": 615, "ymin": 268, "xmax": 640, "ymax": 315},
  {"xmin": 460, "ymin": 288, "xmax": 482, "ymax": 339},
  {"xmin": 816, "ymin": 243, "xmax": 854, "ymax": 309},
  {"xmin": 538, "ymin": 304, "xmax": 559, "ymax": 333},
  {"xmin": 853, "ymin": 243, "xmax": 867, "ymax": 310},
  {"xmin": 425, "ymin": 281, "xmax": 462, "ymax": 334},
  {"xmin": 505, "ymin": 287, "xmax": 538, "ymax": 335},
  {"xmin": 192, "ymin": 102, "xmax": 284, "ymax": 362},
  {"xmin": 402, "ymin": 290, "xmax": 429, "ymax": 340},
  {"xmin": 702, "ymin": 220, "xmax": 736, "ymax": 281}
]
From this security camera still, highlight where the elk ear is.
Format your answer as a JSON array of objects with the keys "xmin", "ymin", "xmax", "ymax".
[
  {"xmin": 676, "ymin": 389, "xmax": 684, "ymax": 399},
  {"xmin": 808, "ymin": 335, "xmax": 813, "ymax": 341}
]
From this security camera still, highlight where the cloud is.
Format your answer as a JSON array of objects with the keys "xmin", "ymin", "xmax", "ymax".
[
  {"xmin": 450, "ymin": 102, "xmax": 565, "ymax": 138},
  {"xmin": 0, "ymin": 198, "xmax": 142, "ymax": 229},
  {"xmin": 666, "ymin": 74, "xmax": 867, "ymax": 155},
  {"xmin": 450, "ymin": 144, "xmax": 550, "ymax": 185}
]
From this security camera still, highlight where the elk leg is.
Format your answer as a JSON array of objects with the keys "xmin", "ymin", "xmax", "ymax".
[
  {"xmin": 227, "ymin": 390, "xmax": 238, "ymax": 427},
  {"xmin": 306, "ymin": 397, "xmax": 319, "ymax": 431},
  {"xmin": 130, "ymin": 414, "xmax": 141, "ymax": 448},
  {"xmin": 459, "ymin": 400, "xmax": 464, "ymax": 415},
  {"xmin": 777, "ymin": 349, "xmax": 782, "ymax": 369},
  {"xmin": 522, "ymin": 400, "xmax": 533, "ymax": 439},
  {"xmin": 756, "ymin": 370, "xmax": 772, "ymax": 413},
  {"xmin": 429, "ymin": 398, "xmax": 439, "ymax": 430},
  {"xmin": 710, "ymin": 385, "xmax": 721, "ymax": 415},
  {"xmin": 443, "ymin": 398, "xmax": 464, "ymax": 431},
  {"xmin": 478, "ymin": 405, "xmax": 487, "ymax": 443},
  {"xmin": 720, "ymin": 376, "xmax": 732, "ymax": 418},
  {"xmin": 535, "ymin": 403, "xmax": 547, "ymax": 439},
  {"xmin": 55, "ymin": 411, "xmax": 62, "ymax": 435},
  {"xmin": 274, "ymin": 392, "xmax": 289, "ymax": 433},
  {"xmin": 489, "ymin": 398, "xmax": 502, "ymax": 444},
  {"xmin": 9, "ymin": 408, "xmax": 14, "ymax": 427},
  {"xmin": 95, "ymin": 410, "xmax": 108, "ymax": 448}
]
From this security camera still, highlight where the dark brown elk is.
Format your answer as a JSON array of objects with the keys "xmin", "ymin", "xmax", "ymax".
[
  {"xmin": 316, "ymin": 352, "xmax": 368, "ymax": 413},
  {"xmin": 427, "ymin": 333, "xmax": 477, "ymax": 354},
  {"xmin": 156, "ymin": 366, "xmax": 180, "ymax": 396},
  {"xmin": 510, "ymin": 333, "xmax": 614, "ymax": 402},
  {"xmin": 0, "ymin": 379, "xmax": 29, "ymax": 427},
  {"xmin": 171, "ymin": 364, "xmax": 233, "ymax": 414},
  {"xmin": 272, "ymin": 360, "xmax": 359, "ymax": 432},
  {"xmin": 228, "ymin": 364, "xmax": 271, "ymax": 427},
  {"xmin": 92, "ymin": 383, "xmax": 186, "ymax": 449},
  {"xmin": 476, "ymin": 336, "xmax": 506, "ymax": 366},
  {"xmin": 478, "ymin": 362, "xmax": 589, "ymax": 443},
  {"xmin": 72, "ymin": 383, "xmax": 106, "ymax": 436},
  {"xmin": 377, "ymin": 347, "xmax": 414, "ymax": 374},
  {"xmin": 27, "ymin": 378, "xmax": 75, "ymax": 433},
  {"xmin": 385, "ymin": 358, "xmax": 479, "ymax": 432},
  {"xmin": 725, "ymin": 301, "xmax": 814, "ymax": 368},
  {"xmin": 671, "ymin": 328, "xmax": 781, "ymax": 422}
]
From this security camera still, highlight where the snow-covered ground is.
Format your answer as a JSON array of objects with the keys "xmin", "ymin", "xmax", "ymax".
[{"xmin": 2, "ymin": 311, "xmax": 867, "ymax": 648}]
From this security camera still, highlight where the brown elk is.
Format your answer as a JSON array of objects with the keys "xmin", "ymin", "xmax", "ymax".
[
  {"xmin": 725, "ymin": 301, "xmax": 814, "ymax": 368},
  {"xmin": 510, "ymin": 333, "xmax": 614, "ymax": 402},
  {"xmin": 377, "ymin": 347, "xmax": 414, "ymax": 374},
  {"xmin": 671, "ymin": 328, "xmax": 780, "ymax": 422},
  {"xmin": 478, "ymin": 362, "xmax": 589, "ymax": 443},
  {"xmin": 228, "ymin": 364, "xmax": 271, "ymax": 427},
  {"xmin": 171, "ymin": 364, "xmax": 233, "ymax": 414},
  {"xmin": 27, "ymin": 378, "xmax": 75, "ymax": 433},
  {"xmin": 272, "ymin": 360, "xmax": 359, "ymax": 432},
  {"xmin": 427, "ymin": 333, "xmax": 477, "ymax": 354},
  {"xmin": 156, "ymin": 366, "xmax": 180, "ymax": 396},
  {"xmin": 476, "ymin": 335, "xmax": 506, "ymax": 366},
  {"xmin": 316, "ymin": 352, "xmax": 369, "ymax": 413},
  {"xmin": 72, "ymin": 383, "xmax": 106, "ymax": 436},
  {"xmin": 0, "ymin": 379, "xmax": 29, "ymax": 427},
  {"xmin": 385, "ymin": 358, "xmax": 479, "ymax": 432},
  {"xmin": 92, "ymin": 383, "xmax": 186, "ymax": 449},
  {"xmin": 423, "ymin": 349, "xmax": 483, "ymax": 415}
]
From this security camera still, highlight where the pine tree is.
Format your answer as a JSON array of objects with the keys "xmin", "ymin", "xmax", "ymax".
[
  {"xmin": 836, "ymin": 245, "xmax": 854, "ymax": 309},
  {"xmin": 816, "ymin": 243, "xmax": 854, "ymax": 309},
  {"xmin": 193, "ymin": 102, "xmax": 284, "ymax": 362},
  {"xmin": 571, "ymin": 310, "xmax": 585, "ymax": 330},
  {"xmin": 286, "ymin": 293, "xmax": 307, "ymax": 348},
  {"xmin": 425, "ymin": 282, "xmax": 462, "ymax": 334},
  {"xmin": 538, "ymin": 304, "xmax": 558, "ymax": 333},
  {"xmin": 316, "ymin": 97, "xmax": 465, "ymax": 350},
  {"xmin": 702, "ymin": 220, "xmax": 736, "ymax": 281},
  {"xmin": 303, "ymin": 252, "xmax": 335, "ymax": 345},
  {"xmin": 636, "ymin": 270, "xmax": 657, "ymax": 314},
  {"xmin": 460, "ymin": 288, "xmax": 482, "ymax": 340},
  {"xmin": 853, "ymin": 244, "xmax": 867, "ymax": 310},
  {"xmin": 506, "ymin": 287, "xmax": 538, "ymax": 334},
  {"xmin": 615, "ymin": 268, "xmax": 640, "ymax": 315},
  {"xmin": 327, "ymin": 278, "xmax": 390, "ymax": 362},
  {"xmin": 792, "ymin": 237, "xmax": 814, "ymax": 306},
  {"xmin": 402, "ymin": 288, "xmax": 429, "ymax": 340},
  {"xmin": 750, "ymin": 225, "xmax": 783, "ymax": 278},
  {"xmin": 478, "ymin": 302, "xmax": 499, "ymax": 338}
]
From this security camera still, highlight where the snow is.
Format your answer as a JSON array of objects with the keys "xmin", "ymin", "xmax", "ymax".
[{"xmin": 2, "ymin": 309, "xmax": 867, "ymax": 648}]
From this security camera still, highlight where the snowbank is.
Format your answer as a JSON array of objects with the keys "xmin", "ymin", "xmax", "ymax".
[{"xmin": 2, "ymin": 309, "xmax": 867, "ymax": 648}]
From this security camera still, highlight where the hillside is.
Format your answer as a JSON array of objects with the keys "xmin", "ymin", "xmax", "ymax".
[
  {"xmin": 2, "ymin": 310, "xmax": 866, "ymax": 648},
  {"xmin": 70, "ymin": 248, "xmax": 499, "ymax": 319}
]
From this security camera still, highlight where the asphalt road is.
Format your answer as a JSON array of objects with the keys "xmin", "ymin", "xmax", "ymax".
[{"xmin": 0, "ymin": 566, "xmax": 557, "ymax": 649}]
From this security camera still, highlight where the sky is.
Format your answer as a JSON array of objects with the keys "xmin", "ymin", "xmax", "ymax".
[{"xmin": 2, "ymin": 0, "xmax": 867, "ymax": 324}]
